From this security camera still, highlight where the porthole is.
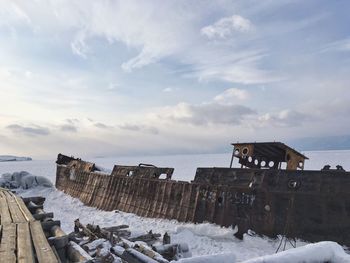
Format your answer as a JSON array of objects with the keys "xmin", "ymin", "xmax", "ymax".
[
  {"xmin": 242, "ymin": 147, "xmax": 249, "ymax": 155},
  {"xmin": 234, "ymin": 148, "xmax": 240, "ymax": 155},
  {"xmin": 248, "ymin": 156, "xmax": 253, "ymax": 162},
  {"xmin": 261, "ymin": 161, "xmax": 266, "ymax": 167},
  {"xmin": 269, "ymin": 161, "xmax": 274, "ymax": 167},
  {"xmin": 298, "ymin": 161, "xmax": 303, "ymax": 168},
  {"xmin": 254, "ymin": 159, "xmax": 259, "ymax": 165}
]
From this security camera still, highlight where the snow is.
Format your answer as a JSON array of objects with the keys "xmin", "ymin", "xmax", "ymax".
[
  {"xmin": 0, "ymin": 171, "xmax": 53, "ymax": 189},
  {"xmin": 171, "ymin": 253, "xmax": 236, "ymax": 263},
  {"xmin": 0, "ymin": 150, "xmax": 349, "ymax": 262},
  {"xmin": 243, "ymin": 241, "xmax": 350, "ymax": 263},
  {"xmin": 0, "ymin": 155, "xmax": 32, "ymax": 162}
]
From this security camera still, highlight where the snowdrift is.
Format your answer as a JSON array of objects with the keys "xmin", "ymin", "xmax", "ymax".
[
  {"xmin": 0, "ymin": 171, "xmax": 53, "ymax": 189},
  {"xmin": 242, "ymin": 241, "xmax": 350, "ymax": 263}
]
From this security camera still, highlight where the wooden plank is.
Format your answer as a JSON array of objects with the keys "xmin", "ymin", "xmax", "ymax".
[
  {"xmin": 30, "ymin": 221, "xmax": 58, "ymax": 263},
  {"xmin": 0, "ymin": 223, "xmax": 16, "ymax": 263},
  {"xmin": 0, "ymin": 191, "xmax": 12, "ymax": 224},
  {"xmin": 4, "ymin": 191, "xmax": 26, "ymax": 223},
  {"xmin": 17, "ymin": 222, "xmax": 35, "ymax": 263},
  {"xmin": 15, "ymin": 195, "xmax": 35, "ymax": 222}
]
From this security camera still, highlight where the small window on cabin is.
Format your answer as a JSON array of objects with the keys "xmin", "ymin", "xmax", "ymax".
[
  {"xmin": 248, "ymin": 156, "xmax": 253, "ymax": 162},
  {"xmin": 127, "ymin": 171, "xmax": 134, "ymax": 177},
  {"xmin": 261, "ymin": 161, "xmax": 266, "ymax": 167},
  {"xmin": 235, "ymin": 148, "xmax": 240, "ymax": 155},
  {"xmin": 269, "ymin": 161, "xmax": 274, "ymax": 168},
  {"xmin": 280, "ymin": 162, "xmax": 287, "ymax": 169},
  {"xmin": 254, "ymin": 159, "xmax": 259, "ymax": 166},
  {"xmin": 298, "ymin": 161, "xmax": 303, "ymax": 168},
  {"xmin": 242, "ymin": 147, "xmax": 249, "ymax": 155},
  {"xmin": 158, "ymin": 173, "xmax": 168, "ymax": 180}
]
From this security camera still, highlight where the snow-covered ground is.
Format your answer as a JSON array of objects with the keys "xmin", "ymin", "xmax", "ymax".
[{"xmin": 0, "ymin": 150, "xmax": 349, "ymax": 262}]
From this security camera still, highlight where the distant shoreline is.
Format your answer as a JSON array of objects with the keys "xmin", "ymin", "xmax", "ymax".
[{"xmin": 0, "ymin": 156, "xmax": 32, "ymax": 162}]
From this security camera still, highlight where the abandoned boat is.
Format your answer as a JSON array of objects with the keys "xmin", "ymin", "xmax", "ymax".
[{"xmin": 55, "ymin": 142, "xmax": 350, "ymax": 246}]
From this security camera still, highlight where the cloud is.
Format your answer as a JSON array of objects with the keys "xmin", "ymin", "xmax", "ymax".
[
  {"xmin": 118, "ymin": 124, "xmax": 159, "ymax": 134},
  {"xmin": 66, "ymin": 118, "xmax": 79, "ymax": 125},
  {"xmin": 60, "ymin": 124, "xmax": 77, "ymax": 133},
  {"xmin": 0, "ymin": 2, "xmax": 31, "ymax": 28},
  {"xmin": 94, "ymin": 122, "xmax": 113, "ymax": 129},
  {"xmin": 320, "ymin": 38, "xmax": 350, "ymax": 53},
  {"xmin": 71, "ymin": 30, "xmax": 89, "ymax": 58},
  {"xmin": 201, "ymin": 15, "xmax": 253, "ymax": 39},
  {"xmin": 187, "ymin": 51, "xmax": 281, "ymax": 84},
  {"xmin": 1, "ymin": 1, "xmax": 282, "ymax": 85},
  {"xmin": 60, "ymin": 1, "xmax": 192, "ymax": 71},
  {"xmin": 257, "ymin": 109, "xmax": 311, "ymax": 127},
  {"xmin": 6, "ymin": 124, "xmax": 50, "ymax": 136},
  {"xmin": 214, "ymin": 88, "xmax": 249, "ymax": 103},
  {"xmin": 162, "ymin": 87, "xmax": 173, "ymax": 93},
  {"xmin": 158, "ymin": 102, "xmax": 256, "ymax": 126}
]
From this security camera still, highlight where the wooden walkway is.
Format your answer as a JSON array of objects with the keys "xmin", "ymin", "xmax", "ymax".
[{"xmin": 0, "ymin": 188, "xmax": 58, "ymax": 263}]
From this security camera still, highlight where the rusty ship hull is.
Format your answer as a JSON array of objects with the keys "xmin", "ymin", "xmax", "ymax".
[{"xmin": 55, "ymin": 143, "xmax": 350, "ymax": 246}]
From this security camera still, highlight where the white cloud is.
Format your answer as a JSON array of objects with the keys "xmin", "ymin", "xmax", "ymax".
[
  {"xmin": 156, "ymin": 102, "xmax": 256, "ymax": 126},
  {"xmin": 201, "ymin": 15, "xmax": 253, "ymax": 39},
  {"xmin": 190, "ymin": 51, "xmax": 280, "ymax": 84},
  {"xmin": 214, "ymin": 88, "xmax": 249, "ymax": 103},
  {"xmin": 257, "ymin": 109, "xmax": 311, "ymax": 128},
  {"xmin": 71, "ymin": 30, "xmax": 89, "ymax": 58},
  {"xmin": 0, "ymin": 3, "xmax": 31, "ymax": 27},
  {"xmin": 118, "ymin": 124, "xmax": 159, "ymax": 134},
  {"xmin": 0, "ymin": 1, "xmax": 279, "ymax": 84},
  {"xmin": 320, "ymin": 38, "xmax": 350, "ymax": 53},
  {"xmin": 162, "ymin": 87, "xmax": 173, "ymax": 92}
]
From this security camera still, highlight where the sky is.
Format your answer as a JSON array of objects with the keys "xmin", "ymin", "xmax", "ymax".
[{"xmin": 0, "ymin": 0, "xmax": 350, "ymax": 158}]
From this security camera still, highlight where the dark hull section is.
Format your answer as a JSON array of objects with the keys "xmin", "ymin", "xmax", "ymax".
[{"xmin": 55, "ymin": 158, "xmax": 350, "ymax": 246}]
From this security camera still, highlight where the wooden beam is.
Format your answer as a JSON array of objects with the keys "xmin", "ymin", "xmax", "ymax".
[
  {"xmin": 14, "ymin": 196, "xmax": 35, "ymax": 222},
  {"xmin": 17, "ymin": 223, "xmax": 35, "ymax": 263},
  {"xmin": 0, "ymin": 191, "xmax": 12, "ymax": 224},
  {"xmin": 0, "ymin": 223, "xmax": 16, "ymax": 263},
  {"xmin": 4, "ymin": 191, "xmax": 26, "ymax": 223},
  {"xmin": 30, "ymin": 221, "xmax": 58, "ymax": 263}
]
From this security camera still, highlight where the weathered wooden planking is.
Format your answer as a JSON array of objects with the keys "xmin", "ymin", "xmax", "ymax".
[
  {"xmin": 0, "ymin": 191, "xmax": 12, "ymax": 224},
  {"xmin": 15, "ymin": 195, "xmax": 35, "ymax": 222},
  {"xmin": 0, "ymin": 223, "xmax": 16, "ymax": 263},
  {"xmin": 17, "ymin": 222, "xmax": 35, "ymax": 263},
  {"xmin": 4, "ymin": 191, "xmax": 26, "ymax": 223},
  {"xmin": 30, "ymin": 221, "xmax": 58, "ymax": 263}
]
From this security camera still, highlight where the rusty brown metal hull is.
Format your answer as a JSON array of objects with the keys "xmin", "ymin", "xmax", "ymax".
[{"xmin": 55, "ymin": 156, "xmax": 350, "ymax": 246}]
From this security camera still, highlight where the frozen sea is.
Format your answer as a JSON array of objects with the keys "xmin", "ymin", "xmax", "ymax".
[{"xmin": 0, "ymin": 150, "xmax": 349, "ymax": 262}]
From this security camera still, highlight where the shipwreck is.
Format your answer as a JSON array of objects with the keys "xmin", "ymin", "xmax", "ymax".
[{"xmin": 55, "ymin": 142, "xmax": 350, "ymax": 246}]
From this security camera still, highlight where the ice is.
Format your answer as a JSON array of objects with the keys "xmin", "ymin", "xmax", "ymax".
[
  {"xmin": 172, "ymin": 253, "xmax": 236, "ymax": 263},
  {"xmin": 0, "ymin": 171, "xmax": 53, "ymax": 188},
  {"xmin": 242, "ymin": 241, "xmax": 350, "ymax": 263}
]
